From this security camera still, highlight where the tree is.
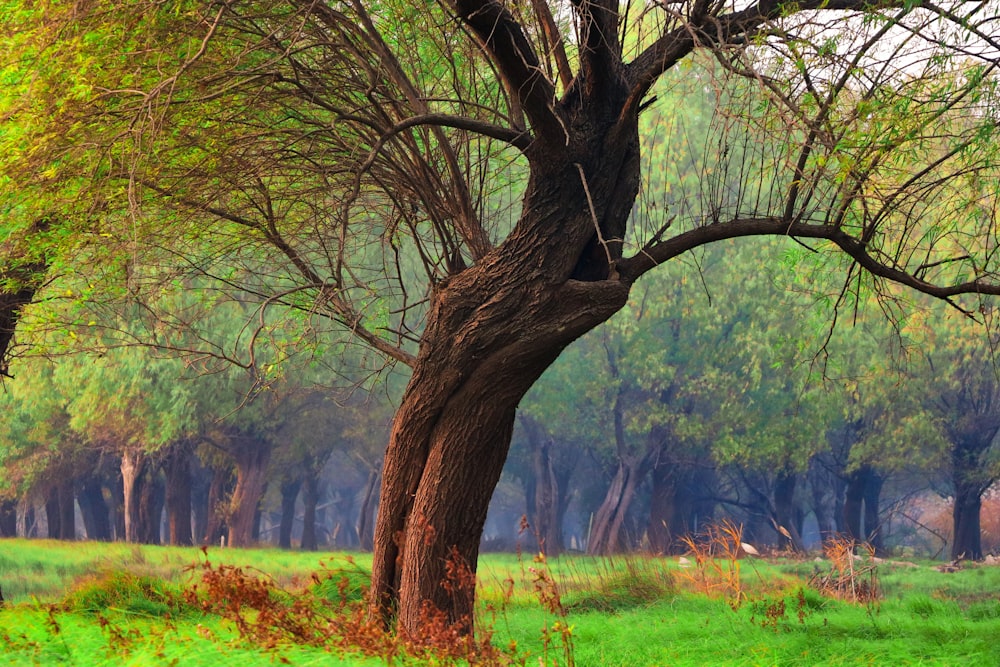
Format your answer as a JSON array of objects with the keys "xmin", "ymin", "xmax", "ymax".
[{"xmin": 6, "ymin": 0, "xmax": 1000, "ymax": 635}]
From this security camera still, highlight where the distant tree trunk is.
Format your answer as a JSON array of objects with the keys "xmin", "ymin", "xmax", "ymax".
[
  {"xmin": 356, "ymin": 468, "xmax": 379, "ymax": 551},
  {"xmin": 57, "ymin": 480, "xmax": 75, "ymax": 540},
  {"xmin": 863, "ymin": 469, "xmax": 885, "ymax": 555},
  {"xmin": 44, "ymin": 486, "xmax": 60, "ymax": 539},
  {"xmin": 164, "ymin": 443, "xmax": 193, "ymax": 546},
  {"xmin": 950, "ymin": 435, "xmax": 991, "ymax": 560},
  {"xmin": 843, "ymin": 465, "xmax": 885, "ymax": 553},
  {"xmin": 252, "ymin": 485, "xmax": 266, "ymax": 543},
  {"xmin": 227, "ymin": 434, "xmax": 271, "ymax": 548},
  {"xmin": 120, "ymin": 449, "xmax": 147, "ymax": 543},
  {"xmin": 807, "ymin": 456, "xmax": 837, "ymax": 544},
  {"xmin": 952, "ymin": 485, "xmax": 983, "ymax": 560},
  {"xmin": 773, "ymin": 471, "xmax": 804, "ymax": 552},
  {"xmin": 647, "ymin": 456, "xmax": 676, "ymax": 554},
  {"xmin": 278, "ymin": 477, "xmax": 302, "ymax": 549},
  {"xmin": 0, "ymin": 500, "xmax": 16, "ymax": 537},
  {"xmin": 77, "ymin": 476, "xmax": 112, "ymax": 541},
  {"xmin": 300, "ymin": 470, "xmax": 319, "ymax": 551},
  {"xmin": 203, "ymin": 465, "xmax": 232, "ymax": 545},
  {"xmin": 138, "ymin": 467, "xmax": 164, "ymax": 545}
]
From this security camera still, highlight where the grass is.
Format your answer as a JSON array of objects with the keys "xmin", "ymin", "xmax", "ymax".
[{"xmin": 1, "ymin": 538, "xmax": 1000, "ymax": 665}]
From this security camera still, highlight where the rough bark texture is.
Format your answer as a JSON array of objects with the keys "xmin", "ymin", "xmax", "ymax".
[{"xmin": 369, "ymin": 121, "xmax": 640, "ymax": 632}]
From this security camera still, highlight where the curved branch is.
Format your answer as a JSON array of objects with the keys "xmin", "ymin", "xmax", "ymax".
[{"xmin": 618, "ymin": 218, "xmax": 1000, "ymax": 306}]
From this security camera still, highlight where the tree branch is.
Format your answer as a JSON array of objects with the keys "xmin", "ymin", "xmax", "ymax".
[
  {"xmin": 451, "ymin": 0, "xmax": 565, "ymax": 143},
  {"xmin": 618, "ymin": 218, "xmax": 1000, "ymax": 309}
]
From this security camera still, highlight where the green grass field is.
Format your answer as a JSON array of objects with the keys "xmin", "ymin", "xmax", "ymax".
[{"xmin": 1, "ymin": 539, "xmax": 998, "ymax": 665}]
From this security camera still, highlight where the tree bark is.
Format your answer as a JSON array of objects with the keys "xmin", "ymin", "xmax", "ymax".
[
  {"xmin": 367, "ymin": 45, "xmax": 642, "ymax": 633},
  {"xmin": 951, "ymin": 436, "xmax": 991, "ymax": 560}
]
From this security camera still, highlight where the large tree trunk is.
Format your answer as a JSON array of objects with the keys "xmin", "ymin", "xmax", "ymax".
[
  {"xmin": 862, "ymin": 469, "xmax": 885, "ymax": 555},
  {"xmin": 164, "ymin": 443, "xmax": 193, "ymax": 546},
  {"xmin": 368, "ymin": 67, "xmax": 641, "ymax": 634},
  {"xmin": 369, "ymin": 257, "xmax": 631, "ymax": 635},
  {"xmin": 45, "ymin": 486, "xmax": 60, "ymax": 539},
  {"xmin": 227, "ymin": 434, "xmax": 271, "ymax": 548}
]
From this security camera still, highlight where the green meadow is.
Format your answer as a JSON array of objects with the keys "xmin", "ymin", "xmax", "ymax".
[{"xmin": 1, "ymin": 539, "xmax": 999, "ymax": 666}]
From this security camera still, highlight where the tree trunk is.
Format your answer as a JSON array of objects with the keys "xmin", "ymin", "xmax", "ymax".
[
  {"xmin": 278, "ymin": 477, "xmax": 302, "ymax": 549},
  {"xmin": 773, "ymin": 471, "xmax": 804, "ymax": 553},
  {"xmin": 843, "ymin": 469, "xmax": 864, "ymax": 544},
  {"xmin": 164, "ymin": 443, "xmax": 193, "ymax": 546},
  {"xmin": 300, "ymin": 470, "xmax": 319, "ymax": 551},
  {"xmin": 647, "ymin": 457, "xmax": 676, "ymax": 554},
  {"xmin": 0, "ymin": 500, "xmax": 16, "ymax": 537},
  {"xmin": 862, "ymin": 468, "xmax": 885, "ymax": 555},
  {"xmin": 227, "ymin": 434, "xmax": 271, "ymax": 548},
  {"xmin": 138, "ymin": 467, "xmax": 164, "ymax": 545},
  {"xmin": 120, "ymin": 448, "xmax": 147, "ymax": 543},
  {"xmin": 203, "ymin": 464, "xmax": 232, "ymax": 545},
  {"xmin": 77, "ymin": 476, "xmax": 112, "ymax": 541},
  {"xmin": 368, "ymin": 81, "xmax": 641, "ymax": 634},
  {"xmin": 57, "ymin": 480, "xmax": 76, "ymax": 540},
  {"xmin": 44, "ymin": 486, "xmax": 61, "ymax": 539},
  {"xmin": 356, "ymin": 468, "xmax": 380, "ymax": 551},
  {"xmin": 952, "ymin": 485, "xmax": 983, "ymax": 560}
]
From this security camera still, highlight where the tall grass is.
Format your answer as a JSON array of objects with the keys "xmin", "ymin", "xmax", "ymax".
[{"xmin": 1, "ymin": 537, "xmax": 1000, "ymax": 665}]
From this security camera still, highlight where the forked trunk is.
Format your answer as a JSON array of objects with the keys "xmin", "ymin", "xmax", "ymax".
[{"xmin": 369, "ymin": 269, "xmax": 630, "ymax": 635}]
